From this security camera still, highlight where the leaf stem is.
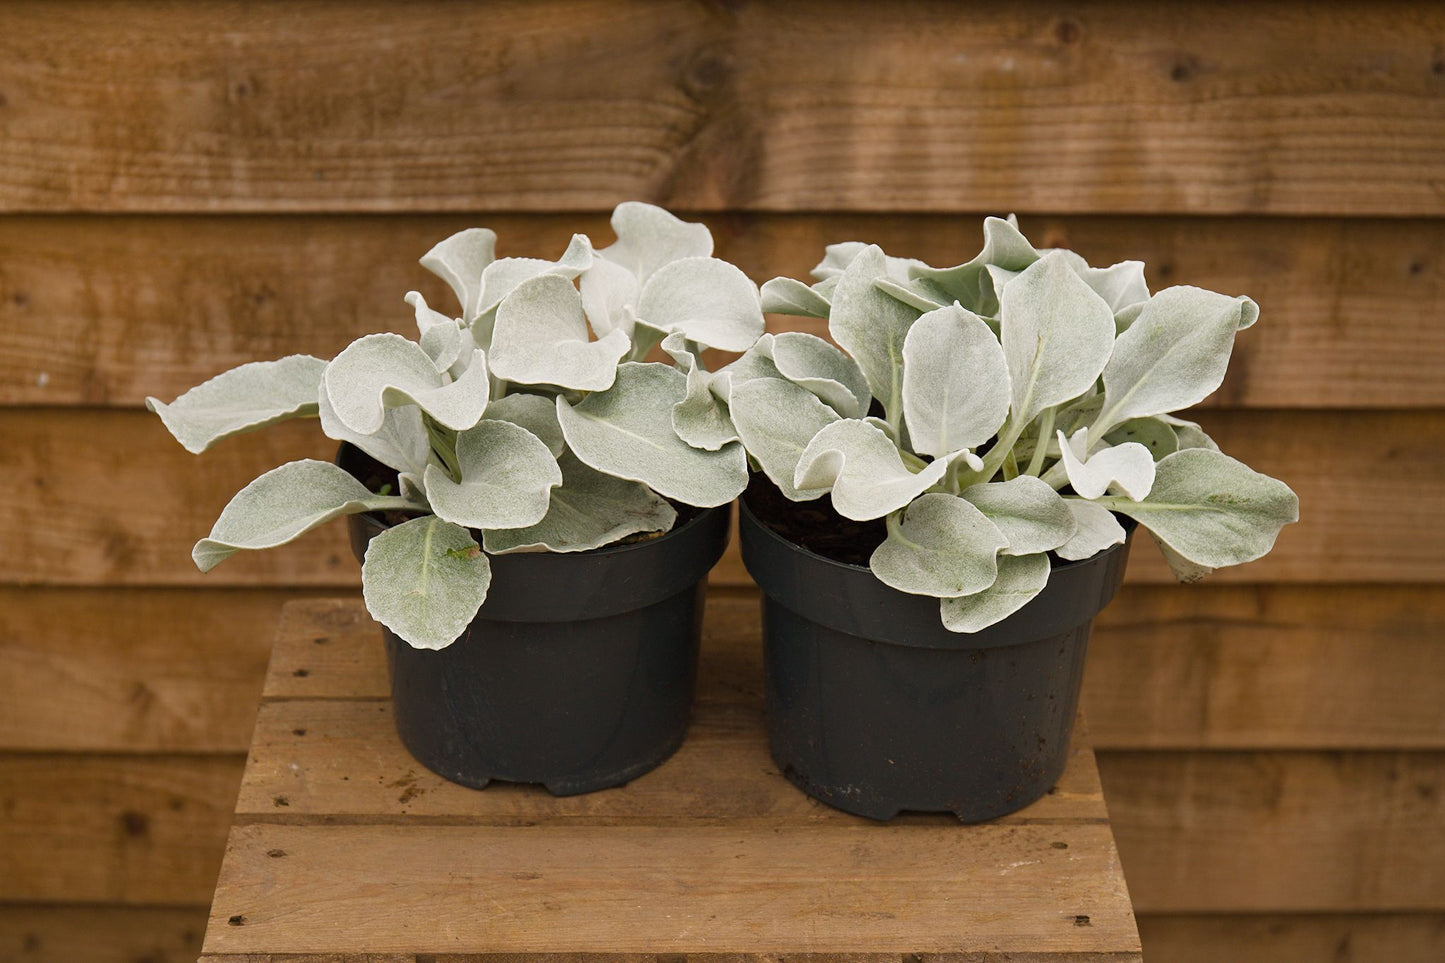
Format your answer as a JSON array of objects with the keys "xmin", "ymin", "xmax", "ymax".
[{"xmin": 1025, "ymin": 407, "xmax": 1055, "ymax": 476}]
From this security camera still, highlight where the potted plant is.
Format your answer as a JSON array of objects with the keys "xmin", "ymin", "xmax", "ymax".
[
  {"xmin": 721, "ymin": 216, "xmax": 1299, "ymax": 821},
  {"xmin": 147, "ymin": 202, "xmax": 764, "ymax": 794}
]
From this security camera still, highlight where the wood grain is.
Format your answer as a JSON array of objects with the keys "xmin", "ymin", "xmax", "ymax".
[
  {"xmin": 0, "ymin": 905, "xmax": 207, "ymax": 963},
  {"xmin": 2, "ymin": 214, "xmax": 1440, "ymax": 409},
  {"xmin": 1, "ymin": 2, "xmax": 1441, "ymax": 215},
  {"xmin": 1136, "ymin": 912, "xmax": 1445, "ymax": 963}
]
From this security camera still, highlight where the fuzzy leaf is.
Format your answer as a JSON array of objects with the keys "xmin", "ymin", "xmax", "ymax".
[
  {"xmin": 873, "ymin": 276, "xmax": 950, "ymax": 313},
  {"xmin": 1151, "ymin": 532, "xmax": 1216, "ymax": 582},
  {"xmin": 1077, "ymin": 259, "xmax": 1149, "ymax": 313},
  {"xmin": 961, "ymin": 476, "xmax": 1075, "ymax": 556},
  {"xmin": 324, "ymin": 333, "xmax": 489, "ymax": 434},
  {"xmin": 730, "ymin": 379, "xmax": 841, "ymax": 501},
  {"xmin": 556, "ymin": 362, "xmax": 747, "ymax": 507},
  {"xmin": 828, "ymin": 245, "xmax": 922, "ymax": 418},
  {"xmin": 794, "ymin": 419, "xmax": 956, "ymax": 521},
  {"xmin": 710, "ymin": 338, "xmax": 782, "ymax": 404},
  {"xmin": 810, "ymin": 241, "xmax": 869, "ymax": 280},
  {"xmin": 766, "ymin": 331, "xmax": 872, "ymax": 419},
  {"xmin": 483, "ymin": 392, "xmax": 565, "ymax": 457},
  {"xmin": 599, "ymin": 201, "xmax": 713, "ymax": 283},
  {"xmin": 939, "ymin": 553, "xmax": 1052, "ymax": 633},
  {"xmin": 423, "ymin": 420, "xmax": 562, "ymax": 530},
  {"xmin": 760, "ymin": 276, "xmax": 832, "ymax": 317},
  {"xmin": 661, "ymin": 333, "xmax": 738, "ymax": 451},
  {"xmin": 1103, "ymin": 448, "xmax": 1299, "ymax": 570},
  {"xmin": 870, "ymin": 493, "xmax": 1008, "ymax": 598},
  {"xmin": 482, "ymin": 451, "xmax": 677, "ymax": 554},
  {"xmin": 901, "ymin": 304, "xmax": 1011, "ymax": 457},
  {"xmin": 579, "ymin": 254, "xmax": 642, "ymax": 338},
  {"xmin": 1104, "ymin": 416, "xmax": 1180, "ymax": 460},
  {"xmin": 1000, "ymin": 253, "xmax": 1116, "ymax": 426},
  {"xmin": 911, "ymin": 216, "xmax": 1040, "ymax": 316},
  {"xmin": 1057, "ymin": 428, "xmax": 1156, "ymax": 501},
  {"xmin": 406, "ymin": 292, "xmax": 464, "ymax": 372},
  {"xmin": 475, "ymin": 233, "xmax": 593, "ymax": 321},
  {"xmin": 317, "ymin": 381, "xmax": 432, "ymax": 477},
  {"xmin": 635, "ymin": 257, "xmax": 765, "ymax": 352},
  {"xmin": 361, "ymin": 516, "xmax": 491, "ymax": 651},
  {"xmin": 147, "ymin": 355, "xmax": 327, "ymax": 454},
  {"xmin": 193, "ymin": 459, "xmax": 412, "ymax": 571},
  {"xmin": 488, "ymin": 274, "xmax": 630, "ymax": 391},
  {"xmin": 419, "ymin": 227, "xmax": 497, "ymax": 321},
  {"xmin": 1056, "ymin": 498, "xmax": 1128, "ymax": 561},
  {"xmin": 1160, "ymin": 414, "xmax": 1220, "ymax": 452}
]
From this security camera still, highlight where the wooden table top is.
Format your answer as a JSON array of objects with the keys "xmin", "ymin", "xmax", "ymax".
[{"xmin": 200, "ymin": 596, "xmax": 1142, "ymax": 961}]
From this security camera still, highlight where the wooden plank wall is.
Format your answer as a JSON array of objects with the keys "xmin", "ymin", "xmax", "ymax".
[{"xmin": 1, "ymin": 1, "xmax": 1441, "ymax": 959}]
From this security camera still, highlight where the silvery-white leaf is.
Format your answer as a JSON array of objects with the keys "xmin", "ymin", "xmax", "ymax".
[
  {"xmin": 627, "ymin": 318, "xmax": 670, "ymax": 362},
  {"xmin": 794, "ymin": 419, "xmax": 956, "ymax": 521},
  {"xmin": 193, "ymin": 459, "xmax": 414, "ymax": 572},
  {"xmin": 424, "ymin": 419, "xmax": 562, "ymax": 530},
  {"xmin": 661, "ymin": 332, "xmax": 738, "ymax": 451},
  {"xmin": 482, "ymin": 450, "xmax": 676, "ymax": 554},
  {"xmin": 767, "ymin": 331, "xmax": 872, "ymax": 419},
  {"xmin": 869, "ymin": 493, "xmax": 1007, "ymax": 598},
  {"xmin": 1000, "ymin": 253, "xmax": 1116, "ymax": 426},
  {"xmin": 324, "ymin": 333, "xmax": 490, "ymax": 434},
  {"xmin": 361, "ymin": 516, "xmax": 490, "ymax": 651},
  {"xmin": 810, "ymin": 241, "xmax": 870, "ymax": 281},
  {"xmin": 635, "ymin": 257, "xmax": 765, "ymax": 352},
  {"xmin": 901, "ymin": 304, "xmax": 1011, "ymax": 457},
  {"xmin": 981, "ymin": 263, "xmax": 1022, "ymax": 307},
  {"xmin": 406, "ymin": 290, "xmax": 457, "ymax": 338},
  {"xmin": 1159, "ymin": 414, "xmax": 1220, "ymax": 452},
  {"xmin": 1151, "ymin": 531, "xmax": 1215, "ymax": 582},
  {"xmin": 419, "ymin": 227, "xmax": 497, "ymax": 321},
  {"xmin": 1061, "ymin": 391, "xmax": 1105, "ymax": 434},
  {"xmin": 599, "ymin": 201, "xmax": 713, "ymax": 283},
  {"xmin": 476, "ymin": 233, "xmax": 594, "ymax": 320},
  {"xmin": 407, "ymin": 292, "xmax": 464, "ymax": 372},
  {"xmin": 1096, "ymin": 285, "xmax": 1257, "ymax": 435},
  {"xmin": 828, "ymin": 245, "xmax": 922, "ymax": 419},
  {"xmin": 483, "ymin": 392, "xmax": 565, "ymax": 457},
  {"xmin": 961, "ymin": 476, "xmax": 1075, "ymax": 556},
  {"xmin": 1078, "ymin": 260, "xmax": 1149, "ymax": 313},
  {"xmin": 1104, "ymin": 416, "xmax": 1179, "ymax": 460},
  {"xmin": 811, "ymin": 275, "xmax": 841, "ymax": 298},
  {"xmin": 556, "ymin": 362, "xmax": 747, "ymax": 507},
  {"xmin": 730, "ymin": 379, "xmax": 841, "ymax": 501},
  {"xmin": 939, "ymin": 553, "xmax": 1051, "ymax": 633},
  {"xmin": 911, "ymin": 215, "xmax": 1040, "ymax": 316},
  {"xmin": 398, "ymin": 471, "xmax": 427, "ymax": 504},
  {"xmin": 1102, "ymin": 448, "xmax": 1298, "ymax": 569},
  {"xmin": 488, "ymin": 274, "xmax": 631, "ymax": 391},
  {"xmin": 710, "ymin": 337, "xmax": 781, "ymax": 404},
  {"xmin": 317, "ymin": 379, "xmax": 432, "ymax": 477},
  {"xmin": 579, "ymin": 252, "xmax": 641, "ymax": 339},
  {"xmin": 147, "ymin": 355, "xmax": 326, "ymax": 454},
  {"xmin": 1057, "ymin": 428, "xmax": 1156, "ymax": 501},
  {"xmin": 874, "ymin": 275, "xmax": 949, "ymax": 313},
  {"xmin": 1114, "ymin": 301, "xmax": 1146, "ymax": 335},
  {"xmin": 1056, "ymin": 498, "xmax": 1127, "ymax": 561},
  {"xmin": 760, "ymin": 276, "xmax": 832, "ymax": 318}
]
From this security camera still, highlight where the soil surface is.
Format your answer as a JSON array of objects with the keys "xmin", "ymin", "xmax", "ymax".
[{"xmin": 743, "ymin": 472, "xmax": 884, "ymax": 567}]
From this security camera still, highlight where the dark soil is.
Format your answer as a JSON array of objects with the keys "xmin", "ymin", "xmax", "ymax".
[{"xmin": 743, "ymin": 472, "xmax": 884, "ymax": 568}]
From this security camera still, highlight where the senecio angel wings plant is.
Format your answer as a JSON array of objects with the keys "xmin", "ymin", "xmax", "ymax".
[
  {"xmin": 724, "ymin": 216, "xmax": 1299, "ymax": 632},
  {"xmin": 148, "ymin": 203, "xmax": 763, "ymax": 650}
]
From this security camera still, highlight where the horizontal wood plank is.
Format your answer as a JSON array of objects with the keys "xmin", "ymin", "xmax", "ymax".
[
  {"xmin": 2, "ymin": 213, "xmax": 1440, "ymax": 409},
  {"xmin": 0, "ymin": 1, "xmax": 1441, "ymax": 215},
  {"xmin": 1100, "ymin": 751, "xmax": 1445, "ymax": 912},
  {"xmin": 0, "ymin": 904, "xmax": 206, "ymax": 963},
  {"xmin": 1136, "ymin": 912, "xmax": 1445, "ymax": 963},
  {"xmin": 0, "ymin": 754, "xmax": 243, "ymax": 904}
]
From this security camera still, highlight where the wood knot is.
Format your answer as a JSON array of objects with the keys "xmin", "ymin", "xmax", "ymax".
[{"xmin": 1054, "ymin": 19, "xmax": 1081, "ymax": 45}]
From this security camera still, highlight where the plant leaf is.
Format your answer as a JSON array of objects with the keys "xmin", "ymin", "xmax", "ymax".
[
  {"xmin": 482, "ymin": 450, "xmax": 677, "ymax": 554},
  {"xmin": 901, "ymin": 304, "xmax": 1011, "ymax": 457},
  {"xmin": 710, "ymin": 337, "xmax": 782, "ymax": 404},
  {"xmin": 828, "ymin": 245, "xmax": 922, "ymax": 419},
  {"xmin": 361, "ymin": 516, "xmax": 491, "ymax": 651},
  {"xmin": 1076, "ymin": 259, "xmax": 1149, "ymax": 313},
  {"xmin": 760, "ymin": 276, "xmax": 832, "ymax": 318},
  {"xmin": 766, "ymin": 331, "xmax": 872, "ymax": 419},
  {"xmin": 730, "ymin": 378, "xmax": 841, "ymax": 501},
  {"xmin": 1057, "ymin": 428, "xmax": 1157, "ymax": 500},
  {"xmin": 483, "ymin": 392, "xmax": 565, "ymax": 457},
  {"xmin": 1056, "ymin": 498, "xmax": 1128, "ymax": 561},
  {"xmin": 939, "ymin": 553, "xmax": 1052, "ymax": 633},
  {"xmin": 1102, "ymin": 448, "xmax": 1299, "ymax": 570},
  {"xmin": 423, "ymin": 419, "xmax": 562, "ymax": 530},
  {"xmin": 869, "ymin": 493, "xmax": 1008, "ymax": 598},
  {"xmin": 146, "ymin": 355, "xmax": 326, "ymax": 454},
  {"xmin": 324, "ymin": 333, "xmax": 490, "ymax": 434},
  {"xmin": 475, "ymin": 233, "xmax": 594, "ymax": 320},
  {"xmin": 873, "ymin": 276, "xmax": 950, "ymax": 313},
  {"xmin": 556, "ymin": 362, "xmax": 747, "ymax": 507},
  {"xmin": 911, "ymin": 215, "xmax": 1040, "ymax": 316},
  {"xmin": 317, "ymin": 379, "xmax": 432, "ymax": 477},
  {"xmin": 635, "ymin": 257, "xmax": 765, "ymax": 352},
  {"xmin": 661, "ymin": 332, "xmax": 738, "ymax": 451},
  {"xmin": 961, "ymin": 475, "xmax": 1075, "ymax": 556},
  {"xmin": 419, "ymin": 227, "xmax": 497, "ymax": 321},
  {"xmin": 1000, "ymin": 252, "xmax": 1116, "ymax": 426},
  {"xmin": 794, "ymin": 419, "xmax": 957, "ymax": 521},
  {"xmin": 1160, "ymin": 414, "xmax": 1220, "ymax": 452},
  {"xmin": 1151, "ymin": 531, "xmax": 1215, "ymax": 582},
  {"xmin": 406, "ymin": 291, "xmax": 464, "ymax": 372},
  {"xmin": 598, "ymin": 201, "xmax": 713, "ymax": 283},
  {"xmin": 192, "ymin": 459, "xmax": 412, "ymax": 571},
  {"xmin": 489, "ymin": 274, "xmax": 630, "ymax": 391},
  {"xmin": 579, "ymin": 253, "xmax": 642, "ymax": 338},
  {"xmin": 1104, "ymin": 416, "xmax": 1179, "ymax": 460}
]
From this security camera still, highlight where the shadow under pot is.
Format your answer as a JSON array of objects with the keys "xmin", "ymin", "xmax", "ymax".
[
  {"xmin": 738, "ymin": 494, "xmax": 1134, "ymax": 823},
  {"xmin": 339, "ymin": 443, "xmax": 731, "ymax": 796}
]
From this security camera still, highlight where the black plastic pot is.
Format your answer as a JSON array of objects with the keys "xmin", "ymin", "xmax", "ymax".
[
  {"xmin": 339, "ymin": 443, "xmax": 730, "ymax": 796},
  {"xmin": 739, "ymin": 495, "xmax": 1133, "ymax": 822}
]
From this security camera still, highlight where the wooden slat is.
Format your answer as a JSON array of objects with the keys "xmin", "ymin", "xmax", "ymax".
[
  {"xmin": 2, "ymin": 214, "xmax": 1441, "ymax": 409},
  {"xmin": 0, "ymin": 2, "xmax": 1440, "ymax": 215},
  {"xmin": 0, "ymin": 904, "xmax": 207, "ymax": 963},
  {"xmin": 0, "ymin": 588, "xmax": 322, "ymax": 753},
  {"xmin": 1099, "ymin": 751, "xmax": 1445, "ymax": 912},
  {"xmin": 0, "ymin": 754, "xmax": 243, "ymax": 904},
  {"xmin": 1135, "ymin": 912, "xmax": 1445, "ymax": 963}
]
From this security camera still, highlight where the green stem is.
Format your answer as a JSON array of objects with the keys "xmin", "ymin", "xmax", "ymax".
[
  {"xmin": 1024, "ymin": 407, "xmax": 1056, "ymax": 477},
  {"xmin": 424, "ymin": 418, "xmax": 462, "ymax": 482},
  {"xmin": 1002, "ymin": 448, "xmax": 1020, "ymax": 480}
]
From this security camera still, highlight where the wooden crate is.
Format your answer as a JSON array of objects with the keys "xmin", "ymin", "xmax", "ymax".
[{"xmin": 198, "ymin": 598, "xmax": 1142, "ymax": 961}]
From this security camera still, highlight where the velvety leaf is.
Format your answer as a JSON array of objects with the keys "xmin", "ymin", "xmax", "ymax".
[
  {"xmin": 598, "ymin": 201, "xmax": 713, "ymax": 283},
  {"xmin": 939, "ymin": 553, "xmax": 1052, "ymax": 633},
  {"xmin": 1056, "ymin": 498, "xmax": 1128, "ymax": 561},
  {"xmin": 911, "ymin": 215, "xmax": 1040, "ymax": 316},
  {"xmin": 475, "ymin": 233, "xmax": 593, "ymax": 320},
  {"xmin": 361, "ymin": 516, "xmax": 491, "ymax": 651},
  {"xmin": 961, "ymin": 476, "xmax": 1075, "ymax": 556},
  {"xmin": 423, "ymin": 419, "xmax": 562, "ymax": 530},
  {"xmin": 1102, "ymin": 448, "xmax": 1299, "ymax": 570},
  {"xmin": 482, "ymin": 451, "xmax": 677, "ymax": 554},
  {"xmin": 635, "ymin": 257, "xmax": 765, "ymax": 352},
  {"xmin": 661, "ymin": 333, "xmax": 738, "ymax": 451},
  {"xmin": 810, "ymin": 241, "xmax": 870, "ymax": 280},
  {"xmin": 147, "ymin": 355, "xmax": 326, "ymax": 454},
  {"xmin": 1057, "ymin": 428, "xmax": 1156, "ymax": 500},
  {"xmin": 730, "ymin": 379, "xmax": 841, "ymax": 501},
  {"xmin": 767, "ymin": 331, "xmax": 872, "ymax": 419},
  {"xmin": 760, "ymin": 276, "xmax": 832, "ymax": 317},
  {"xmin": 828, "ymin": 245, "xmax": 922, "ymax": 420},
  {"xmin": 579, "ymin": 254, "xmax": 642, "ymax": 339},
  {"xmin": 1076, "ymin": 259, "xmax": 1150, "ymax": 313},
  {"xmin": 794, "ymin": 419, "xmax": 956, "ymax": 521},
  {"xmin": 406, "ymin": 291, "xmax": 464, "ymax": 372},
  {"xmin": 710, "ymin": 338, "xmax": 782, "ymax": 404},
  {"xmin": 556, "ymin": 362, "xmax": 747, "ymax": 507},
  {"xmin": 873, "ymin": 276, "xmax": 949, "ymax": 313},
  {"xmin": 901, "ymin": 304, "xmax": 1011, "ymax": 457},
  {"xmin": 324, "ymin": 333, "xmax": 489, "ymax": 434},
  {"xmin": 1160, "ymin": 413, "xmax": 1220, "ymax": 452},
  {"xmin": 193, "ymin": 459, "xmax": 414, "ymax": 571},
  {"xmin": 419, "ymin": 227, "xmax": 497, "ymax": 321},
  {"xmin": 317, "ymin": 380, "xmax": 432, "ymax": 477},
  {"xmin": 869, "ymin": 493, "xmax": 1007, "ymax": 598},
  {"xmin": 488, "ymin": 274, "xmax": 630, "ymax": 391},
  {"xmin": 483, "ymin": 392, "xmax": 565, "ymax": 457},
  {"xmin": 1104, "ymin": 416, "xmax": 1179, "ymax": 460},
  {"xmin": 1152, "ymin": 531, "xmax": 1216, "ymax": 582}
]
